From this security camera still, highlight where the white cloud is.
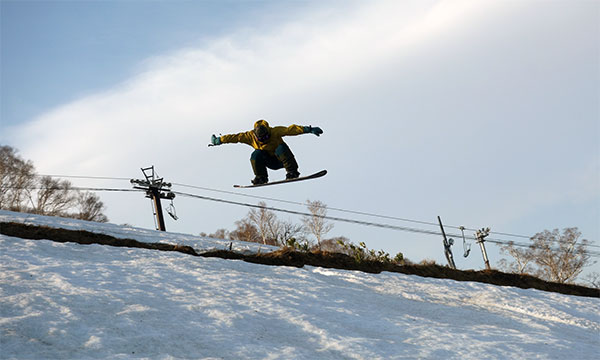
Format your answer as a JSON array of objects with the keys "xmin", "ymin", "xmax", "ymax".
[{"xmin": 10, "ymin": 0, "xmax": 494, "ymax": 177}]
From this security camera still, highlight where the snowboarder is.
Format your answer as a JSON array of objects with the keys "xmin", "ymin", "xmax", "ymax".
[{"xmin": 211, "ymin": 119, "xmax": 323, "ymax": 185}]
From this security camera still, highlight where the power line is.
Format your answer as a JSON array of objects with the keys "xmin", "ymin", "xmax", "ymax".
[
  {"xmin": 172, "ymin": 190, "xmax": 600, "ymax": 258},
  {"xmin": 170, "ymin": 182, "xmax": 598, "ymax": 248},
  {"xmin": 172, "ymin": 181, "xmax": 535, "ymax": 240},
  {"xmin": 32, "ymin": 174, "xmax": 599, "ymax": 250},
  {"xmin": 173, "ymin": 190, "xmax": 443, "ymax": 236},
  {"xmin": 35, "ymin": 173, "xmax": 542, "ymax": 240},
  {"xmin": 173, "ymin": 181, "xmax": 446, "ymax": 225},
  {"xmin": 42, "ymin": 174, "xmax": 476, "ymax": 231},
  {"xmin": 4, "ymin": 180, "xmax": 599, "ymax": 257},
  {"xmin": 71, "ymin": 187, "xmax": 142, "ymax": 193},
  {"xmin": 1, "ymin": 186, "xmax": 141, "ymax": 193},
  {"xmin": 37, "ymin": 174, "xmax": 131, "ymax": 181},
  {"xmin": 484, "ymin": 238, "xmax": 600, "ymax": 258}
]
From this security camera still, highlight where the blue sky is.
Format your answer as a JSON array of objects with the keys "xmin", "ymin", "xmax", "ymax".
[
  {"xmin": 1, "ymin": 0, "xmax": 598, "ymax": 275},
  {"xmin": 1, "ymin": 0, "xmax": 315, "ymax": 126}
]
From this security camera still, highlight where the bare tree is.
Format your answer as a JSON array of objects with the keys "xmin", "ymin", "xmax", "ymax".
[
  {"xmin": 230, "ymin": 218, "xmax": 261, "ymax": 243},
  {"xmin": 276, "ymin": 219, "xmax": 305, "ymax": 247},
  {"xmin": 302, "ymin": 200, "xmax": 334, "ymax": 249},
  {"xmin": 498, "ymin": 241, "xmax": 536, "ymax": 275},
  {"xmin": 29, "ymin": 176, "xmax": 76, "ymax": 216},
  {"xmin": 503, "ymin": 227, "xmax": 593, "ymax": 283},
  {"xmin": 0, "ymin": 145, "xmax": 109, "ymax": 222},
  {"xmin": 0, "ymin": 145, "xmax": 36, "ymax": 211},
  {"xmin": 75, "ymin": 191, "xmax": 108, "ymax": 222},
  {"xmin": 247, "ymin": 202, "xmax": 279, "ymax": 245},
  {"xmin": 530, "ymin": 228, "xmax": 591, "ymax": 283}
]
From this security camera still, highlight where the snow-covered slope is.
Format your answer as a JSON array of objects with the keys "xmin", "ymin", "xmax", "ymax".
[{"xmin": 1, "ymin": 211, "xmax": 599, "ymax": 359}]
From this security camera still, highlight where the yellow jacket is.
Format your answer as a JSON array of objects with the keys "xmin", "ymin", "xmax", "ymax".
[{"xmin": 220, "ymin": 120, "xmax": 306, "ymax": 154}]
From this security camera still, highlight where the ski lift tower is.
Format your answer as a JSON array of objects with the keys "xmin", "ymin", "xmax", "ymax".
[
  {"xmin": 131, "ymin": 166, "xmax": 175, "ymax": 231},
  {"xmin": 475, "ymin": 227, "xmax": 492, "ymax": 270}
]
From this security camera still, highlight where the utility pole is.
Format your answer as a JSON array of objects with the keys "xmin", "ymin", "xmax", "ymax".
[
  {"xmin": 475, "ymin": 227, "xmax": 491, "ymax": 270},
  {"xmin": 131, "ymin": 166, "xmax": 175, "ymax": 231},
  {"xmin": 437, "ymin": 216, "xmax": 456, "ymax": 269}
]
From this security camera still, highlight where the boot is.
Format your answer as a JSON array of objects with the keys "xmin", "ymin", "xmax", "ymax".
[
  {"xmin": 286, "ymin": 170, "xmax": 300, "ymax": 180},
  {"xmin": 251, "ymin": 175, "xmax": 268, "ymax": 185}
]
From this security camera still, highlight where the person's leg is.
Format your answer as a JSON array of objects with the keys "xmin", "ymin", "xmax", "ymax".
[
  {"xmin": 250, "ymin": 150, "xmax": 270, "ymax": 184},
  {"xmin": 275, "ymin": 143, "xmax": 299, "ymax": 179}
]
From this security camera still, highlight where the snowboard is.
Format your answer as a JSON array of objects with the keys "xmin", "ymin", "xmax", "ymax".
[{"xmin": 234, "ymin": 170, "xmax": 327, "ymax": 188}]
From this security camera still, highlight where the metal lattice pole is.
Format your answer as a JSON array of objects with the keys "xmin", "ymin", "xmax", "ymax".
[{"xmin": 131, "ymin": 166, "xmax": 175, "ymax": 231}]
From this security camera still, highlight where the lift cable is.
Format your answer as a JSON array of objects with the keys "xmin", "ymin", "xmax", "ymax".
[
  {"xmin": 37, "ymin": 174, "xmax": 132, "ymax": 181},
  {"xmin": 35, "ymin": 173, "xmax": 535, "ymax": 239},
  {"xmin": 27, "ymin": 174, "xmax": 598, "ymax": 250},
  {"xmin": 2, "ymin": 183, "xmax": 598, "ymax": 257},
  {"xmin": 172, "ymin": 190, "xmax": 600, "ymax": 258}
]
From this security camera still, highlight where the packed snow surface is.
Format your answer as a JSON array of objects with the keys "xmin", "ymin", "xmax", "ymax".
[{"xmin": 1, "ymin": 211, "xmax": 599, "ymax": 359}]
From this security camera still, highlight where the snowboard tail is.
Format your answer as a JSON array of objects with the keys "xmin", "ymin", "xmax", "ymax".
[{"xmin": 234, "ymin": 170, "xmax": 327, "ymax": 188}]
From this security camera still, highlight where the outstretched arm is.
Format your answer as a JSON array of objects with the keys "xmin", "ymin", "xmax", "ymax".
[
  {"xmin": 272, "ymin": 125, "xmax": 324, "ymax": 137},
  {"xmin": 210, "ymin": 131, "xmax": 254, "ymax": 146}
]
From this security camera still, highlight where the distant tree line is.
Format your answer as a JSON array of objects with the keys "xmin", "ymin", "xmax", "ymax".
[
  {"xmin": 203, "ymin": 197, "xmax": 596, "ymax": 285},
  {"xmin": 201, "ymin": 199, "xmax": 406, "ymax": 264},
  {"xmin": 201, "ymin": 200, "xmax": 342, "ymax": 250},
  {"xmin": 0, "ymin": 145, "xmax": 108, "ymax": 222}
]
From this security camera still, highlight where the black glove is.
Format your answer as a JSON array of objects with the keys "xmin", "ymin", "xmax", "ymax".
[
  {"xmin": 211, "ymin": 134, "xmax": 222, "ymax": 145},
  {"xmin": 304, "ymin": 126, "xmax": 323, "ymax": 136}
]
